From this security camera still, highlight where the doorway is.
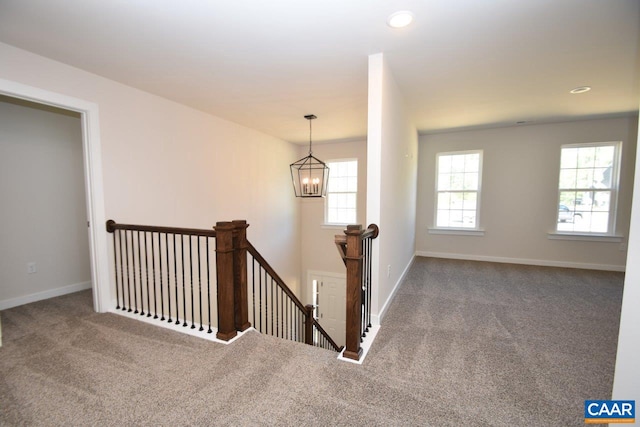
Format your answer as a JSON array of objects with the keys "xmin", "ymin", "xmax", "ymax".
[
  {"xmin": 309, "ymin": 271, "xmax": 346, "ymax": 347},
  {"xmin": 0, "ymin": 78, "xmax": 109, "ymax": 312}
]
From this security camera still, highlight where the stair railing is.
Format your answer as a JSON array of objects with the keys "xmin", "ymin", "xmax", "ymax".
[
  {"xmin": 106, "ymin": 219, "xmax": 342, "ymax": 352},
  {"xmin": 335, "ymin": 223, "xmax": 379, "ymax": 361}
]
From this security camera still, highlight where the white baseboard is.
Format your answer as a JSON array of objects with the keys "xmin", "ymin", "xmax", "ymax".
[
  {"xmin": 371, "ymin": 255, "xmax": 415, "ymax": 326},
  {"xmin": 0, "ymin": 281, "xmax": 92, "ymax": 310},
  {"xmin": 110, "ymin": 308, "xmax": 249, "ymax": 345},
  {"xmin": 415, "ymin": 251, "xmax": 625, "ymax": 272}
]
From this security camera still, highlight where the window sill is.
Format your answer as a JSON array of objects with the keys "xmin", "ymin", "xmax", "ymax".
[
  {"xmin": 547, "ymin": 232, "xmax": 624, "ymax": 243},
  {"xmin": 321, "ymin": 223, "xmax": 350, "ymax": 230},
  {"xmin": 428, "ymin": 227, "xmax": 485, "ymax": 236}
]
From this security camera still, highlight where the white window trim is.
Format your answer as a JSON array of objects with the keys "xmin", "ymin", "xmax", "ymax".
[
  {"xmin": 547, "ymin": 232, "xmax": 623, "ymax": 242},
  {"xmin": 432, "ymin": 149, "xmax": 483, "ymax": 231},
  {"xmin": 555, "ymin": 141, "xmax": 622, "ymax": 236},
  {"xmin": 324, "ymin": 158, "xmax": 358, "ymax": 226}
]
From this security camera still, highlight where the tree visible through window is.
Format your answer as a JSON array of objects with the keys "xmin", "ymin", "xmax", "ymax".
[
  {"xmin": 326, "ymin": 159, "xmax": 357, "ymax": 225},
  {"xmin": 557, "ymin": 142, "xmax": 620, "ymax": 234},
  {"xmin": 435, "ymin": 151, "xmax": 482, "ymax": 229}
]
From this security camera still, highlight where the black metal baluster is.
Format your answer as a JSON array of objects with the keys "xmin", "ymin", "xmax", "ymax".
[
  {"xmin": 113, "ymin": 230, "xmax": 121, "ymax": 310},
  {"xmin": 131, "ymin": 230, "xmax": 144, "ymax": 314},
  {"xmin": 206, "ymin": 237, "xmax": 212, "ymax": 334},
  {"xmin": 174, "ymin": 234, "xmax": 180, "ymax": 325},
  {"xmin": 125, "ymin": 230, "xmax": 133, "ymax": 312},
  {"xmin": 189, "ymin": 235, "xmax": 195, "ymax": 329},
  {"xmin": 258, "ymin": 265, "xmax": 263, "ymax": 333},
  {"xmin": 198, "ymin": 236, "xmax": 203, "ymax": 331},
  {"xmin": 252, "ymin": 257, "xmax": 256, "ymax": 332},
  {"xmin": 137, "ymin": 231, "xmax": 143, "ymax": 315},
  {"xmin": 269, "ymin": 277, "xmax": 273, "ymax": 335},
  {"xmin": 271, "ymin": 278, "xmax": 280, "ymax": 337},
  {"xmin": 158, "ymin": 232, "xmax": 165, "ymax": 321},
  {"xmin": 151, "ymin": 232, "xmax": 159, "ymax": 320},
  {"xmin": 144, "ymin": 231, "xmax": 151, "ymax": 317},
  {"xmin": 181, "ymin": 234, "xmax": 187, "ymax": 327},
  {"xmin": 165, "ymin": 233, "xmax": 171, "ymax": 322},
  {"xmin": 367, "ymin": 238, "xmax": 372, "ymax": 330}
]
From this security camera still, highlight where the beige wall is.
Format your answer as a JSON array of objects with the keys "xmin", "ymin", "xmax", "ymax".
[
  {"xmin": 0, "ymin": 42, "xmax": 302, "ymax": 300},
  {"xmin": 368, "ymin": 53, "xmax": 418, "ymax": 323},
  {"xmin": 298, "ymin": 139, "xmax": 367, "ymax": 302},
  {"xmin": 0, "ymin": 96, "xmax": 91, "ymax": 307},
  {"xmin": 612, "ymin": 104, "xmax": 640, "ymax": 408},
  {"xmin": 416, "ymin": 116, "xmax": 638, "ymax": 270}
]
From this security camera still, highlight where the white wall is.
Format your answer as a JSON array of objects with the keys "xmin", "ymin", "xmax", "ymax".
[
  {"xmin": 367, "ymin": 53, "xmax": 418, "ymax": 323},
  {"xmin": 0, "ymin": 42, "xmax": 302, "ymax": 303},
  {"xmin": 416, "ymin": 116, "xmax": 638, "ymax": 270},
  {"xmin": 612, "ymin": 105, "xmax": 640, "ymax": 411},
  {"xmin": 298, "ymin": 139, "xmax": 367, "ymax": 302},
  {"xmin": 0, "ymin": 96, "xmax": 91, "ymax": 307}
]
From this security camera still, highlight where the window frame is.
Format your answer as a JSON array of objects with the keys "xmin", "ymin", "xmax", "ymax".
[
  {"xmin": 324, "ymin": 158, "xmax": 358, "ymax": 226},
  {"xmin": 433, "ymin": 149, "xmax": 483, "ymax": 231},
  {"xmin": 555, "ymin": 141, "xmax": 622, "ymax": 236}
]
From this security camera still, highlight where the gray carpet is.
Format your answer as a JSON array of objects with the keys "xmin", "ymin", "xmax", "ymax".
[{"xmin": 0, "ymin": 257, "xmax": 623, "ymax": 426}]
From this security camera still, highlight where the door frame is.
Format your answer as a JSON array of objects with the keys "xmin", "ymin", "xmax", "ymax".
[{"xmin": 0, "ymin": 78, "xmax": 110, "ymax": 312}]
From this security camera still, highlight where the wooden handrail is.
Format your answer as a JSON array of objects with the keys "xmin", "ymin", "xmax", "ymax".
[
  {"xmin": 106, "ymin": 219, "xmax": 216, "ymax": 238},
  {"xmin": 246, "ymin": 241, "xmax": 306, "ymax": 313},
  {"xmin": 312, "ymin": 318, "xmax": 343, "ymax": 352}
]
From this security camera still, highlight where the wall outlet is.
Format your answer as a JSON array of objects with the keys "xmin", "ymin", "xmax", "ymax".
[
  {"xmin": 27, "ymin": 262, "xmax": 37, "ymax": 274},
  {"xmin": 387, "ymin": 264, "xmax": 391, "ymax": 278}
]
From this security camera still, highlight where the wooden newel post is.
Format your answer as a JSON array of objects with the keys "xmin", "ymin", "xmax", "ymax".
[
  {"xmin": 304, "ymin": 304, "xmax": 314, "ymax": 345},
  {"xmin": 344, "ymin": 224, "xmax": 363, "ymax": 360},
  {"xmin": 232, "ymin": 220, "xmax": 251, "ymax": 332},
  {"xmin": 215, "ymin": 222, "xmax": 237, "ymax": 341}
]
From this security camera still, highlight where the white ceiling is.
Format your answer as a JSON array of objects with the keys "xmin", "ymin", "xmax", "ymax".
[{"xmin": 0, "ymin": 0, "xmax": 638, "ymax": 144}]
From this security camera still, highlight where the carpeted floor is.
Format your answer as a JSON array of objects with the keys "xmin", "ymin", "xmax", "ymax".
[{"xmin": 0, "ymin": 257, "xmax": 624, "ymax": 426}]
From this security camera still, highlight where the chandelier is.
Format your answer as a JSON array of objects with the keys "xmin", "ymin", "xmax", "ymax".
[{"xmin": 290, "ymin": 114, "xmax": 329, "ymax": 198}]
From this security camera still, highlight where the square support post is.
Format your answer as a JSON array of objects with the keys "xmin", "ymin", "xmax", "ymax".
[
  {"xmin": 343, "ymin": 224, "xmax": 363, "ymax": 360},
  {"xmin": 304, "ymin": 304, "xmax": 314, "ymax": 346},
  {"xmin": 215, "ymin": 221, "xmax": 237, "ymax": 341},
  {"xmin": 232, "ymin": 220, "xmax": 251, "ymax": 331}
]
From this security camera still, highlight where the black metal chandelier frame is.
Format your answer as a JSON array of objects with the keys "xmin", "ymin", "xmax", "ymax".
[{"xmin": 290, "ymin": 114, "xmax": 329, "ymax": 198}]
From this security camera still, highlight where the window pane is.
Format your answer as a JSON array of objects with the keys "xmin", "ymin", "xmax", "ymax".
[
  {"xmin": 438, "ymin": 173, "xmax": 450, "ymax": 191},
  {"xmin": 561, "ymin": 148, "xmax": 578, "ymax": 169},
  {"xmin": 595, "ymin": 146, "xmax": 614, "ymax": 167},
  {"xmin": 436, "ymin": 210, "xmax": 450, "ymax": 227},
  {"xmin": 451, "ymin": 155, "xmax": 465, "ymax": 173},
  {"xmin": 463, "ymin": 192, "xmax": 477, "ymax": 210},
  {"xmin": 559, "ymin": 169, "xmax": 577, "ymax": 189},
  {"xmin": 435, "ymin": 151, "xmax": 482, "ymax": 229},
  {"xmin": 465, "ymin": 153, "xmax": 479, "ymax": 173},
  {"xmin": 557, "ymin": 143, "xmax": 618, "ymax": 234},
  {"xmin": 325, "ymin": 160, "xmax": 357, "ymax": 224},
  {"xmin": 450, "ymin": 173, "xmax": 464, "ymax": 191},
  {"xmin": 439, "ymin": 155, "xmax": 452, "ymax": 173},
  {"xmin": 577, "ymin": 147, "xmax": 596, "ymax": 168},
  {"xmin": 576, "ymin": 169, "xmax": 594, "ymax": 188},
  {"xmin": 463, "ymin": 173, "xmax": 478, "ymax": 190}
]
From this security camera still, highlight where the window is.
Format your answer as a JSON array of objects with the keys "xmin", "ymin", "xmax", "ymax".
[
  {"xmin": 557, "ymin": 142, "xmax": 620, "ymax": 234},
  {"xmin": 435, "ymin": 150, "xmax": 482, "ymax": 229},
  {"xmin": 325, "ymin": 159, "xmax": 357, "ymax": 225}
]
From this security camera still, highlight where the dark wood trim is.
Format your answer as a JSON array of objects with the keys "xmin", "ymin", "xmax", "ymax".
[
  {"xmin": 246, "ymin": 242, "xmax": 306, "ymax": 313},
  {"xmin": 215, "ymin": 221, "xmax": 237, "ymax": 341},
  {"xmin": 232, "ymin": 220, "xmax": 251, "ymax": 332},
  {"xmin": 343, "ymin": 224, "xmax": 363, "ymax": 361},
  {"xmin": 304, "ymin": 304, "xmax": 314, "ymax": 345},
  {"xmin": 312, "ymin": 318, "xmax": 343, "ymax": 352},
  {"xmin": 105, "ymin": 220, "xmax": 216, "ymax": 238}
]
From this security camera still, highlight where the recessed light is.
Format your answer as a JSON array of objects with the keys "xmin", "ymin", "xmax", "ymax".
[
  {"xmin": 387, "ymin": 11, "xmax": 414, "ymax": 28},
  {"xmin": 570, "ymin": 86, "xmax": 591, "ymax": 94}
]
